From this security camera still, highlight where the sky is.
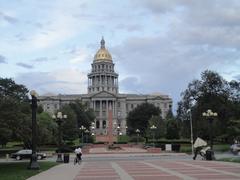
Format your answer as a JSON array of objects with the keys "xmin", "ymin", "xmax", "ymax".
[{"xmin": 0, "ymin": 0, "xmax": 240, "ymax": 112}]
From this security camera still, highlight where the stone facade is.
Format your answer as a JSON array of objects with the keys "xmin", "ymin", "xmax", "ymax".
[{"xmin": 39, "ymin": 38, "xmax": 172, "ymax": 135}]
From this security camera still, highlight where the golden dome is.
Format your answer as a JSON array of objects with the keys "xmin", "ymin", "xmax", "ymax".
[{"xmin": 94, "ymin": 37, "xmax": 112, "ymax": 62}]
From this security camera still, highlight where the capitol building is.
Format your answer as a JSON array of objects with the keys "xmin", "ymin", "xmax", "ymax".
[{"xmin": 39, "ymin": 38, "xmax": 172, "ymax": 135}]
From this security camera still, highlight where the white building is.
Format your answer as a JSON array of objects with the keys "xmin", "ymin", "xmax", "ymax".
[{"xmin": 39, "ymin": 38, "xmax": 172, "ymax": 135}]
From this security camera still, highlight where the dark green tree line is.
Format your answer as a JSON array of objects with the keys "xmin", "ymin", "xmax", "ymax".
[{"xmin": 177, "ymin": 70, "xmax": 240, "ymax": 143}]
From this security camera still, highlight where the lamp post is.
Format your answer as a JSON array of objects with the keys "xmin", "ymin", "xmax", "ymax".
[
  {"xmin": 150, "ymin": 125, "xmax": 157, "ymax": 147},
  {"xmin": 187, "ymin": 109, "xmax": 194, "ymax": 155},
  {"xmin": 52, "ymin": 112, "xmax": 67, "ymax": 162},
  {"xmin": 202, "ymin": 109, "xmax": 218, "ymax": 150},
  {"xmin": 136, "ymin": 129, "xmax": 140, "ymax": 144},
  {"xmin": 91, "ymin": 122, "xmax": 95, "ymax": 134},
  {"xmin": 79, "ymin": 125, "xmax": 86, "ymax": 146},
  {"xmin": 117, "ymin": 126, "xmax": 120, "ymax": 135},
  {"xmin": 28, "ymin": 90, "xmax": 39, "ymax": 170}
]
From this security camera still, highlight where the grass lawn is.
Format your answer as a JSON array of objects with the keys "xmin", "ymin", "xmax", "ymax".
[
  {"xmin": 180, "ymin": 144, "xmax": 230, "ymax": 153},
  {"xmin": 0, "ymin": 162, "xmax": 58, "ymax": 180},
  {"xmin": 218, "ymin": 157, "xmax": 240, "ymax": 163}
]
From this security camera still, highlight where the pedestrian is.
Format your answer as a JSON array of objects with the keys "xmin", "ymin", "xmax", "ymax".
[
  {"xmin": 193, "ymin": 137, "xmax": 207, "ymax": 160},
  {"xmin": 74, "ymin": 147, "xmax": 82, "ymax": 164},
  {"xmin": 193, "ymin": 146, "xmax": 202, "ymax": 160}
]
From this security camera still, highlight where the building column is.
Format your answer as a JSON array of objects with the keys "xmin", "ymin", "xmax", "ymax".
[
  {"xmin": 106, "ymin": 100, "xmax": 108, "ymax": 118},
  {"xmin": 100, "ymin": 100, "xmax": 102, "ymax": 118},
  {"xmin": 91, "ymin": 101, "xmax": 94, "ymax": 109},
  {"xmin": 114, "ymin": 101, "xmax": 116, "ymax": 117},
  {"xmin": 93, "ymin": 100, "xmax": 96, "ymax": 111}
]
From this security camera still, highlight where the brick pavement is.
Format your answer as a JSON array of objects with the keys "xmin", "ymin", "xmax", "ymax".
[{"xmin": 73, "ymin": 160, "xmax": 240, "ymax": 180}]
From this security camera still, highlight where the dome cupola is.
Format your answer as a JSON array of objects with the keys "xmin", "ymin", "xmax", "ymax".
[{"xmin": 94, "ymin": 37, "xmax": 112, "ymax": 62}]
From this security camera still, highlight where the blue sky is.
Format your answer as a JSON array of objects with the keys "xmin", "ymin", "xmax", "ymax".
[{"xmin": 0, "ymin": 0, "xmax": 240, "ymax": 112}]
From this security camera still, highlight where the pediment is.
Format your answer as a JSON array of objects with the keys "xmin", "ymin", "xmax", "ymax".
[
  {"xmin": 152, "ymin": 96, "xmax": 164, "ymax": 100},
  {"xmin": 91, "ymin": 91, "xmax": 116, "ymax": 98}
]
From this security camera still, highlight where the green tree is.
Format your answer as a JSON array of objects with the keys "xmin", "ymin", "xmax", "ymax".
[
  {"xmin": 226, "ymin": 119, "xmax": 240, "ymax": 142},
  {"xmin": 127, "ymin": 103, "xmax": 161, "ymax": 136},
  {"xmin": 177, "ymin": 70, "xmax": 240, "ymax": 142},
  {"xmin": 148, "ymin": 115, "xmax": 165, "ymax": 140},
  {"xmin": 0, "ymin": 78, "xmax": 32, "ymax": 147},
  {"xmin": 166, "ymin": 119, "xmax": 180, "ymax": 139},
  {"xmin": 37, "ymin": 112, "xmax": 57, "ymax": 145},
  {"xmin": 60, "ymin": 105, "xmax": 78, "ymax": 142},
  {"xmin": 69, "ymin": 100, "xmax": 95, "ymax": 129}
]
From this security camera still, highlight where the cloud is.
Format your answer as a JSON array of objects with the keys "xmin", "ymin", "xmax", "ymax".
[
  {"xmin": 0, "ymin": 55, "xmax": 7, "ymax": 64},
  {"xmin": 14, "ymin": 33, "xmax": 27, "ymax": 41},
  {"xmin": 119, "ymin": 76, "xmax": 143, "ymax": 93},
  {"xmin": 233, "ymin": 74, "xmax": 240, "ymax": 81},
  {"xmin": 30, "ymin": 57, "xmax": 57, "ymax": 63},
  {"xmin": 67, "ymin": 48, "xmax": 91, "ymax": 64},
  {"xmin": 16, "ymin": 63, "xmax": 34, "ymax": 69},
  {"xmin": 0, "ymin": 11, "xmax": 18, "ymax": 24},
  {"xmin": 112, "ymin": 33, "xmax": 240, "ymax": 110},
  {"xmin": 115, "ymin": 24, "xmax": 143, "ymax": 32},
  {"xmin": 28, "ymin": 1, "xmax": 89, "ymax": 49},
  {"xmin": 15, "ymin": 68, "xmax": 87, "ymax": 94}
]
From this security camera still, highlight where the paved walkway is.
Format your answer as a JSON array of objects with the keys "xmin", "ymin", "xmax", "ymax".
[{"xmin": 28, "ymin": 159, "xmax": 240, "ymax": 180}]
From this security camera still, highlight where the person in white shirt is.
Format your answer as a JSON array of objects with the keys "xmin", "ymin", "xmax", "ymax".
[{"xmin": 74, "ymin": 147, "xmax": 82, "ymax": 162}]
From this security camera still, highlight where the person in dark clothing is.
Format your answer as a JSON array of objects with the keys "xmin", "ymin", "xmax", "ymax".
[{"xmin": 193, "ymin": 146, "xmax": 202, "ymax": 160}]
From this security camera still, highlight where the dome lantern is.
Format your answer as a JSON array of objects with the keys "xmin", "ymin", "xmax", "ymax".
[{"xmin": 94, "ymin": 37, "xmax": 112, "ymax": 62}]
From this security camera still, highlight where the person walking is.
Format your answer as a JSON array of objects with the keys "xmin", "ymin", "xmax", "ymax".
[{"xmin": 193, "ymin": 137, "xmax": 207, "ymax": 160}]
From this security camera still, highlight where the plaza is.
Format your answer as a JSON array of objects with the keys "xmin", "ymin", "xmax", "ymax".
[{"xmin": 26, "ymin": 152, "xmax": 240, "ymax": 180}]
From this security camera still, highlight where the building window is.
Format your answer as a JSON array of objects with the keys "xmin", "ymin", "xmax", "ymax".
[
  {"xmin": 96, "ymin": 121, "xmax": 100, "ymax": 129},
  {"xmin": 118, "ymin": 102, "xmax": 121, "ymax": 107},
  {"xmin": 102, "ymin": 121, "xmax": 106, "ymax": 129},
  {"xmin": 131, "ymin": 104, "xmax": 134, "ymax": 109}
]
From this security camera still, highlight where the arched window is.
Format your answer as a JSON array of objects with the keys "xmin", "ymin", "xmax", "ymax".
[
  {"xmin": 102, "ymin": 121, "xmax": 106, "ymax": 129},
  {"xmin": 96, "ymin": 121, "xmax": 100, "ymax": 129}
]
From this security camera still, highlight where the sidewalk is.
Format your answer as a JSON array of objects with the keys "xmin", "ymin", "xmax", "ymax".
[
  {"xmin": 27, "ymin": 157, "xmax": 240, "ymax": 180},
  {"xmin": 27, "ymin": 163, "xmax": 82, "ymax": 180}
]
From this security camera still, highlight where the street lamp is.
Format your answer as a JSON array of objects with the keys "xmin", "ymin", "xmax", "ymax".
[
  {"xmin": 28, "ymin": 90, "xmax": 40, "ymax": 170},
  {"xmin": 117, "ymin": 126, "xmax": 120, "ymax": 135},
  {"xmin": 187, "ymin": 109, "xmax": 194, "ymax": 155},
  {"xmin": 91, "ymin": 122, "xmax": 95, "ymax": 134},
  {"xmin": 202, "ymin": 109, "xmax": 218, "ymax": 150},
  {"xmin": 79, "ymin": 125, "xmax": 86, "ymax": 145},
  {"xmin": 52, "ymin": 112, "xmax": 67, "ymax": 162},
  {"xmin": 136, "ymin": 129, "xmax": 140, "ymax": 144},
  {"xmin": 150, "ymin": 125, "xmax": 157, "ymax": 147}
]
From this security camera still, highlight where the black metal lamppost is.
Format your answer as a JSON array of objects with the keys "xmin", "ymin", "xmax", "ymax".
[
  {"xmin": 79, "ymin": 125, "xmax": 86, "ymax": 146},
  {"xmin": 28, "ymin": 90, "xmax": 40, "ymax": 170},
  {"xmin": 117, "ymin": 125, "xmax": 120, "ymax": 135},
  {"xmin": 150, "ymin": 125, "xmax": 157, "ymax": 147},
  {"xmin": 202, "ymin": 109, "xmax": 218, "ymax": 150},
  {"xmin": 187, "ymin": 109, "xmax": 194, "ymax": 155},
  {"xmin": 52, "ymin": 112, "xmax": 67, "ymax": 162}
]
